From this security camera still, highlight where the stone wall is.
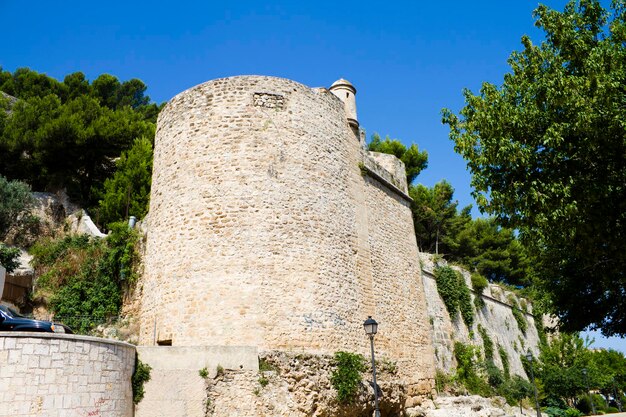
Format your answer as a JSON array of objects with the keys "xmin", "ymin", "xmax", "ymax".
[
  {"xmin": 421, "ymin": 254, "xmax": 542, "ymax": 378},
  {"xmin": 139, "ymin": 75, "xmax": 434, "ymax": 393},
  {"xmin": 135, "ymin": 345, "xmax": 258, "ymax": 417},
  {"xmin": 0, "ymin": 332, "xmax": 135, "ymax": 417}
]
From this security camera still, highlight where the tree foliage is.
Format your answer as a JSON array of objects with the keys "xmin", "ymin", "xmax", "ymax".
[
  {"xmin": 409, "ymin": 180, "xmax": 471, "ymax": 254},
  {"xmin": 448, "ymin": 218, "xmax": 531, "ymax": 286},
  {"xmin": 0, "ymin": 68, "xmax": 158, "ymax": 210},
  {"xmin": 442, "ymin": 0, "xmax": 626, "ymax": 335},
  {"xmin": 96, "ymin": 136, "xmax": 153, "ymax": 227},
  {"xmin": 368, "ymin": 133, "xmax": 428, "ymax": 184}
]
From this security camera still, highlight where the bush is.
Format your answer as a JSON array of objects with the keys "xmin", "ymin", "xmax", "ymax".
[
  {"xmin": 0, "ymin": 175, "xmax": 34, "ymax": 239},
  {"xmin": 132, "ymin": 355, "xmax": 151, "ymax": 404},
  {"xmin": 0, "ymin": 243, "xmax": 20, "ymax": 273},
  {"xmin": 331, "ymin": 351, "xmax": 366, "ymax": 404},
  {"xmin": 471, "ymin": 272, "xmax": 488, "ymax": 309},
  {"xmin": 31, "ymin": 222, "xmax": 139, "ymax": 333},
  {"xmin": 485, "ymin": 361, "xmax": 504, "ymax": 388},
  {"xmin": 454, "ymin": 342, "xmax": 492, "ymax": 396},
  {"xmin": 499, "ymin": 375, "xmax": 533, "ymax": 406}
]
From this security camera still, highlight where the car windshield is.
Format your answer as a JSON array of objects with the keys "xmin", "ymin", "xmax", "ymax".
[{"xmin": 0, "ymin": 305, "xmax": 28, "ymax": 318}]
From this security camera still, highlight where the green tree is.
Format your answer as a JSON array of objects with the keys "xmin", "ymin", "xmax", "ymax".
[
  {"xmin": 409, "ymin": 180, "xmax": 471, "ymax": 254},
  {"xmin": 0, "ymin": 175, "xmax": 34, "ymax": 239},
  {"xmin": 368, "ymin": 133, "xmax": 428, "ymax": 184},
  {"xmin": 449, "ymin": 218, "xmax": 530, "ymax": 286},
  {"xmin": 97, "ymin": 137, "xmax": 153, "ymax": 227},
  {"xmin": 535, "ymin": 333, "xmax": 594, "ymax": 405},
  {"xmin": 0, "ymin": 92, "xmax": 154, "ymax": 207},
  {"xmin": 442, "ymin": 0, "xmax": 626, "ymax": 335}
]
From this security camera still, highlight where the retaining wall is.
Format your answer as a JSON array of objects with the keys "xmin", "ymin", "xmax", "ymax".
[{"xmin": 0, "ymin": 332, "xmax": 135, "ymax": 417}]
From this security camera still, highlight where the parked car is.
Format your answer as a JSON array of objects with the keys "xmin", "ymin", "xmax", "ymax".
[{"xmin": 0, "ymin": 305, "xmax": 73, "ymax": 334}]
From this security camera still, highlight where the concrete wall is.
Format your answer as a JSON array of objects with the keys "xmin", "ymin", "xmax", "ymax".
[
  {"xmin": 421, "ymin": 254, "xmax": 542, "ymax": 378},
  {"xmin": 135, "ymin": 345, "xmax": 257, "ymax": 417},
  {"xmin": 139, "ymin": 75, "xmax": 434, "ymax": 394},
  {"xmin": 0, "ymin": 332, "xmax": 135, "ymax": 417}
]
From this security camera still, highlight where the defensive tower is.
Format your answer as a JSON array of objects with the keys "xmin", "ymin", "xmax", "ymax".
[{"xmin": 140, "ymin": 75, "xmax": 434, "ymax": 393}]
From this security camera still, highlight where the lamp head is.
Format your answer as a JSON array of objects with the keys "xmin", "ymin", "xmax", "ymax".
[{"xmin": 363, "ymin": 316, "xmax": 378, "ymax": 336}]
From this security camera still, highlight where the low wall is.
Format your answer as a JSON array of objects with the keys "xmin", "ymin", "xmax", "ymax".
[
  {"xmin": 0, "ymin": 332, "xmax": 135, "ymax": 417},
  {"xmin": 135, "ymin": 345, "xmax": 258, "ymax": 417}
]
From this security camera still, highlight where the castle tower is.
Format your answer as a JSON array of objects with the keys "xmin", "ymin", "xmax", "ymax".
[
  {"xmin": 139, "ymin": 75, "xmax": 434, "ymax": 394},
  {"xmin": 329, "ymin": 78, "xmax": 358, "ymax": 130}
]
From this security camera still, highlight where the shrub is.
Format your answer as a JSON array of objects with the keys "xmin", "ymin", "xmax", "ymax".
[
  {"xmin": 471, "ymin": 272, "xmax": 488, "ymax": 309},
  {"xmin": 485, "ymin": 361, "xmax": 504, "ymax": 388},
  {"xmin": 31, "ymin": 221, "xmax": 140, "ymax": 333},
  {"xmin": 199, "ymin": 368, "xmax": 208, "ymax": 379},
  {"xmin": 435, "ymin": 369, "xmax": 453, "ymax": 393},
  {"xmin": 132, "ymin": 355, "xmax": 151, "ymax": 404},
  {"xmin": 0, "ymin": 243, "xmax": 20, "ymax": 273},
  {"xmin": 0, "ymin": 175, "xmax": 34, "ymax": 239},
  {"xmin": 331, "ymin": 351, "xmax": 366, "ymax": 404},
  {"xmin": 454, "ymin": 342, "xmax": 491, "ymax": 396}
]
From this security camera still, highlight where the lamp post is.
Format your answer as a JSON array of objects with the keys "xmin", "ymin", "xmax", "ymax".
[
  {"xmin": 364, "ymin": 316, "xmax": 381, "ymax": 417},
  {"xmin": 525, "ymin": 350, "xmax": 542, "ymax": 417},
  {"xmin": 582, "ymin": 368, "xmax": 596, "ymax": 415}
]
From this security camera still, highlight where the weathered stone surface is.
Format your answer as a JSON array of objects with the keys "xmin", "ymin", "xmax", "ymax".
[
  {"xmin": 421, "ymin": 253, "xmax": 543, "ymax": 378},
  {"xmin": 205, "ymin": 351, "xmax": 409, "ymax": 417}
]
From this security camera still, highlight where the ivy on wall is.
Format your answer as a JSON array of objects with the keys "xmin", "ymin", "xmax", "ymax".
[{"xmin": 434, "ymin": 266, "xmax": 474, "ymax": 330}]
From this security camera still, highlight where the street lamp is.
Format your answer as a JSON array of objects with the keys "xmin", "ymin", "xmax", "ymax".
[
  {"xmin": 525, "ymin": 350, "xmax": 542, "ymax": 417},
  {"xmin": 582, "ymin": 368, "xmax": 597, "ymax": 415},
  {"xmin": 364, "ymin": 316, "xmax": 381, "ymax": 417}
]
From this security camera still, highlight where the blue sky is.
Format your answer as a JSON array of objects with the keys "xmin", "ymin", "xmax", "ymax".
[{"xmin": 2, "ymin": 0, "xmax": 623, "ymax": 352}]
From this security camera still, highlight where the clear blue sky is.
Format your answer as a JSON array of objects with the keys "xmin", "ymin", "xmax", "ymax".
[{"xmin": 2, "ymin": 0, "xmax": 623, "ymax": 353}]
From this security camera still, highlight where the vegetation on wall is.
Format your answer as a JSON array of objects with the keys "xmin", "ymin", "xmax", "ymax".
[
  {"xmin": 507, "ymin": 295, "xmax": 528, "ymax": 335},
  {"xmin": 132, "ymin": 354, "xmax": 152, "ymax": 404},
  {"xmin": 331, "ymin": 351, "xmax": 366, "ymax": 404},
  {"xmin": 471, "ymin": 273, "xmax": 488, "ymax": 309},
  {"xmin": 498, "ymin": 345, "xmax": 510, "ymax": 379},
  {"xmin": 434, "ymin": 265, "xmax": 474, "ymax": 329},
  {"xmin": 477, "ymin": 324, "xmax": 494, "ymax": 361}
]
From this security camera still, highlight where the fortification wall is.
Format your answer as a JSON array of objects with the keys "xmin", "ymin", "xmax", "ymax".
[
  {"xmin": 420, "ymin": 254, "xmax": 542, "ymax": 378},
  {"xmin": 140, "ymin": 75, "xmax": 434, "ymax": 392},
  {"xmin": 0, "ymin": 332, "xmax": 134, "ymax": 417}
]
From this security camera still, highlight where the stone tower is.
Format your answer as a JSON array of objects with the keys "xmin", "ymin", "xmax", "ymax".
[
  {"xmin": 329, "ymin": 78, "xmax": 359, "ymax": 131},
  {"xmin": 140, "ymin": 75, "xmax": 434, "ymax": 394}
]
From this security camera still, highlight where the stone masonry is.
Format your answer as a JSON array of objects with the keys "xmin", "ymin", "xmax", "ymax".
[
  {"xmin": 0, "ymin": 332, "xmax": 135, "ymax": 417},
  {"xmin": 139, "ymin": 75, "xmax": 435, "ymax": 394}
]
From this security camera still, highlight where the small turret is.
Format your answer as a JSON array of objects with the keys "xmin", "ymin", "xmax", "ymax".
[{"xmin": 329, "ymin": 78, "xmax": 358, "ymax": 130}]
